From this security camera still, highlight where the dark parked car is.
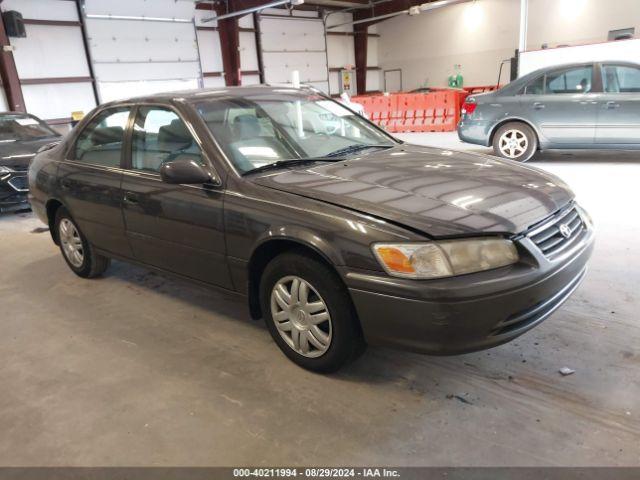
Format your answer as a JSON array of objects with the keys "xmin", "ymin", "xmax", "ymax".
[
  {"xmin": 29, "ymin": 86, "xmax": 594, "ymax": 372},
  {"xmin": 458, "ymin": 61, "xmax": 640, "ymax": 161},
  {"xmin": 0, "ymin": 112, "xmax": 61, "ymax": 212}
]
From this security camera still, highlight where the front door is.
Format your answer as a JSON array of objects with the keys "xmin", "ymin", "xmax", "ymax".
[
  {"xmin": 120, "ymin": 105, "xmax": 232, "ymax": 289},
  {"xmin": 57, "ymin": 107, "xmax": 133, "ymax": 257},
  {"xmin": 521, "ymin": 64, "xmax": 599, "ymax": 145},
  {"xmin": 596, "ymin": 63, "xmax": 640, "ymax": 144}
]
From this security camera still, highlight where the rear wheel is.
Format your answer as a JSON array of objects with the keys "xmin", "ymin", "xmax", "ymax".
[
  {"xmin": 493, "ymin": 122, "xmax": 538, "ymax": 162},
  {"xmin": 260, "ymin": 251, "xmax": 365, "ymax": 372},
  {"xmin": 55, "ymin": 207, "xmax": 110, "ymax": 278}
]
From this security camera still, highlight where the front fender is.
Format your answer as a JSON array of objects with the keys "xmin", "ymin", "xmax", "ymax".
[{"xmin": 251, "ymin": 225, "xmax": 345, "ymax": 266}]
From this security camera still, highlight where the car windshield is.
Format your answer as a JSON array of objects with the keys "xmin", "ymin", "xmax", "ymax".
[
  {"xmin": 194, "ymin": 92, "xmax": 396, "ymax": 174},
  {"xmin": 0, "ymin": 114, "xmax": 59, "ymax": 142}
]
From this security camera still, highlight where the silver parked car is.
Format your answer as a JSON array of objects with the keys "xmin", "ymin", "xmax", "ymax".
[{"xmin": 458, "ymin": 61, "xmax": 640, "ymax": 161}]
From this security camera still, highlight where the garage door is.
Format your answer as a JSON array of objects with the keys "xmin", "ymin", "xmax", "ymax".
[
  {"xmin": 260, "ymin": 15, "xmax": 329, "ymax": 93},
  {"xmin": 84, "ymin": 0, "xmax": 201, "ymax": 102}
]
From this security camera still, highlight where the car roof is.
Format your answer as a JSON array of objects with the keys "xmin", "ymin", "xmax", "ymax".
[{"xmin": 101, "ymin": 84, "xmax": 317, "ymax": 108}]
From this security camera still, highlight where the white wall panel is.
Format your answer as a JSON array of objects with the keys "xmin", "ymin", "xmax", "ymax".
[
  {"xmin": 85, "ymin": 0, "xmax": 201, "ymax": 101},
  {"xmin": 195, "ymin": 9, "xmax": 216, "ymax": 27},
  {"xmin": 520, "ymin": 39, "xmax": 640, "ymax": 77},
  {"xmin": 366, "ymin": 70, "xmax": 381, "ymax": 92},
  {"xmin": 22, "ymin": 83, "xmax": 95, "ymax": 119},
  {"xmin": 86, "ymin": 19, "xmax": 199, "ymax": 64},
  {"xmin": 239, "ymin": 15, "xmax": 254, "ymax": 29},
  {"xmin": 98, "ymin": 79, "xmax": 199, "ymax": 103},
  {"xmin": 197, "ymin": 30, "xmax": 223, "ymax": 73},
  {"xmin": 261, "ymin": 17, "xmax": 326, "ymax": 52},
  {"xmin": 203, "ymin": 76, "xmax": 225, "ymax": 88},
  {"xmin": 262, "ymin": 9, "xmax": 318, "ymax": 18},
  {"xmin": 240, "ymin": 31, "xmax": 259, "ymax": 71},
  {"xmin": 329, "ymin": 71, "xmax": 340, "ymax": 95},
  {"xmin": 263, "ymin": 51, "xmax": 327, "ymax": 82},
  {"xmin": 367, "ymin": 37, "xmax": 379, "ymax": 67},
  {"xmin": 93, "ymin": 62, "xmax": 200, "ymax": 82},
  {"xmin": 327, "ymin": 36, "xmax": 355, "ymax": 69},
  {"xmin": 85, "ymin": 0, "xmax": 194, "ymax": 19},
  {"xmin": 12, "ymin": 25, "xmax": 89, "ymax": 79},
  {"xmin": 2, "ymin": 0, "xmax": 77, "ymax": 21},
  {"xmin": 260, "ymin": 16, "xmax": 328, "ymax": 93},
  {"xmin": 242, "ymin": 74, "xmax": 261, "ymax": 86}
]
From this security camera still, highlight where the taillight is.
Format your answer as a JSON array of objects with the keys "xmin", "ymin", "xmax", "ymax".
[{"xmin": 462, "ymin": 102, "xmax": 477, "ymax": 115}]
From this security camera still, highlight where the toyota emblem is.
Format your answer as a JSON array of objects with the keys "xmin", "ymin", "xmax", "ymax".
[{"xmin": 559, "ymin": 223, "xmax": 571, "ymax": 239}]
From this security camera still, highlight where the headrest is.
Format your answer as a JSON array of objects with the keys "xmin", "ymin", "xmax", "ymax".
[
  {"xmin": 233, "ymin": 114, "xmax": 260, "ymax": 139},
  {"xmin": 90, "ymin": 126, "xmax": 123, "ymax": 146},
  {"xmin": 158, "ymin": 119, "xmax": 192, "ymax": 151}
]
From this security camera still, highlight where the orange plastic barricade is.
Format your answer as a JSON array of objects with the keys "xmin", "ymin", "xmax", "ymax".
[{"xmin": 354, "ymin": 89, "xmax": 467, "ymax": 133}]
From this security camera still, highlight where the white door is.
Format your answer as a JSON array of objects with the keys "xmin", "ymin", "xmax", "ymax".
[
  {"xmin": 259, "ymin": 15, "xmax": 329, "ymax": 93},
  {"xmin": 84, "ymin": 0, "xmax": 201, "ymax": 102}
]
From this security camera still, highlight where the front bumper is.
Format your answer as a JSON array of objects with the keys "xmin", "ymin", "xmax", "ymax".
[{"xmin": 341, "ymin": 226, "xmax": 594, "ymax": 355}]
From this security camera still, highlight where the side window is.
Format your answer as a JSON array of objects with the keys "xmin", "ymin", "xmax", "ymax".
[
  {"xmin": 545, "ymin": 66, "xmax": 593, "ymax": 94},
  {"xmin": 73, "ymin": 108, "xmax": 130, "ymax": 167},
  {"xmin": 602, "ymin": 65, "xmax": 640, "ymax": 93},
  {"xmin": 522, "ymin": 75, "xmax": 545, "ymax": 95},
  {"xmin": 131, "ymin": 107, "xmax": 204, "ymax": 173}
]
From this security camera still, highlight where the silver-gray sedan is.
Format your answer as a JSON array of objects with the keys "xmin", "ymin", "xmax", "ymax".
[{"xmin": 458, "ymin": 61, "xmax": 640, "ymax": 161}]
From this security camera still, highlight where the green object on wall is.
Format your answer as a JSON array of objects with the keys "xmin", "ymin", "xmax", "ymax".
[{"xmin": 448, "ymin": 72, "xmax": 463, "ymax": 88}]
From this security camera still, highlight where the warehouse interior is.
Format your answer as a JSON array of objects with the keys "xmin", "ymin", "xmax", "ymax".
[{"xmin": 1, "ymin": 0, "xmax": 639, "ymax": 472}]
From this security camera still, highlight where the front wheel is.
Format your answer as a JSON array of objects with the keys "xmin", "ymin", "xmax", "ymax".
[
  {"xmin": 492, "ymin": 122, "xmax": 538, "ymax": 162},
  {"xmin": 55, "ymin": 207, "xmax": 110, "ymax": 278},
  {"xmin": 260, "ymin": 252, "xmax": 365, "ymax": 373}
]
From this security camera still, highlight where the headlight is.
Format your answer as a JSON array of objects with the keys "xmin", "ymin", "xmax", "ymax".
[
  {"xmin": 0, "ymin": 166, "xmax": 14, "ymax": 174},
  {"xmin": 372, "ymin": 238, "xmax": 519, "ymax": 279}
]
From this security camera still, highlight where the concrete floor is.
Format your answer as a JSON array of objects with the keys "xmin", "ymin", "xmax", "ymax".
[{"xmin": 1, "ymin": 132, "xmax": 639, "ymax": 466}]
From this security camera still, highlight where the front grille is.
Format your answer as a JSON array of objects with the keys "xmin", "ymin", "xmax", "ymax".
[
  {"xmin": 11, "ymin": 165, "xmax": 29, "ymax": 172},
  {"xmin": 7, "ymin": 175, "xmax": 28, "ymax": 192},
  {"xmin": 529, "ymin": 205, "xmax": 585, "ymax": 257}
]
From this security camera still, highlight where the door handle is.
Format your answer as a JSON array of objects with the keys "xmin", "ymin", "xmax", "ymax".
[
  {"xmin": 606, "ymin": 101, "xmax": 620, "ymax": 109},
  {"xmin": 123, "ymin": 191, "xmax": 139, "ymax": 204},
  {"xmin": 532, "ymin": 102, "xmax": 545, "ymax": 110},
  {"xmin": 60, "ymin": 179, "xmax": 72, "ymax": 189}
]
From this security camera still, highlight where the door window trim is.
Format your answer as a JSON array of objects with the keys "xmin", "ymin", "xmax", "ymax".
[
  {"xmin": 519, "ymin": 63, "xmax": 599, "ymax": 95},
  {"xmin": 600, "ymin": 62, "xmax": 640, "ymax": 94},
  {"xmin": 66, "ymin": 106, "xmax": 135, "ymax": 169},
  {"xmin": 121, "ymin": 103, "xmax": 220, "ymax": 184}
]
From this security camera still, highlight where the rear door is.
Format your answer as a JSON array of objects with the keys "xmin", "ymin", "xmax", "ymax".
[
  {"xmin": 596, "ymin": 63, "xmax": 640, "ymax": 144},
  {"xmin": 120, "ymin": 105, "xmax": 232, "ymax": 289},
  {"xmin": 57, "ymin": 107, "xmax": 133, "ymax": 257},
  {"xmin": 520, "ymin": 64, "xmax": 599, "ymax": 145}
]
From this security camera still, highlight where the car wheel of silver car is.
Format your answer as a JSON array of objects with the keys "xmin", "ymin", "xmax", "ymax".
[
  {"xmin": 260, "ymin": 251, "xmax": 365, "ymax": 372},
  {"xmin": 55, "ymin": 206, "xmax": 110, "ymax": 278},
  {"xmin": 493, "ymin": 122, "xmax": 538, "ymax": 162}
]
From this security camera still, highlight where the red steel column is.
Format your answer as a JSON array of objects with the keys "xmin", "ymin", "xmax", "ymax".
[
  {"xmin": 0, "ymin": 17, "xmax": 25, "ymax": 112},
  {"xmin": 354, "ymin": 23, "xmax": 368, "ymax": 95},
  {"xmin": 215, "ymin": 3, "xmax": 242, "ymax": 86}
]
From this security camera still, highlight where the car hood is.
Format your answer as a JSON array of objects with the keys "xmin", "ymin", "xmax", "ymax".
[
  {"xmin": 0, "ymin": 137, "xmax": 61, "ymax": 169},
  {"xmin": 250, "ymin": 145, "xmax": 573, "ymax": 237}
]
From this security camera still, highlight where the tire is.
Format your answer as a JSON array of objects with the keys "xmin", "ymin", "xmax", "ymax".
[
  {"xmin": 55, "ymin": 206, "xmax": 110, "ymax": 278},
  {"xmin": 260, "ymin": 251, "xmax": 365, "ymax": 373},
  {"xmin": 492, "ymin": 122, "xmax": 538, "ymax": 162}
]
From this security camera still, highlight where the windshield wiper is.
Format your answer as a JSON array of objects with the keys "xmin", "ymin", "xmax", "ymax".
[
  {"xmin": 242, "ymin": 158, "xmax": 337, "ymax": 176},
  {"xmin": 324, "ymin": 144, "xmax": 394, "ymax": 158}
]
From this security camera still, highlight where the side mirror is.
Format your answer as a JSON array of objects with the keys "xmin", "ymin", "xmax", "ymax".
[{"xmin": 160, "ymin": 156, "xmax": 218, "ymax": 185}]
